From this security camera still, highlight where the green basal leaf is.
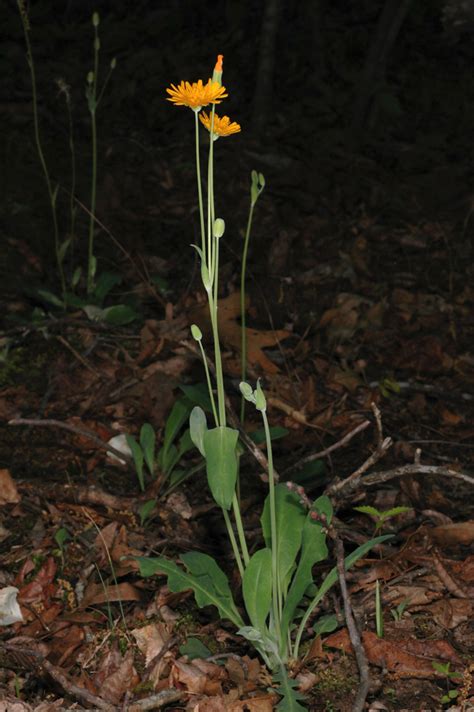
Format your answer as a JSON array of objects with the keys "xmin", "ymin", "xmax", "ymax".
[
  {"xmin": 36, "ymin": 288, "xmax": 64, "ymax": 308},
  {"xmin": 179, "ymin": 638, "xmax": 212, "ymax": 660},
  {"xmin": 136, "ymin": 553, "xmax": 244, "ymax": 628},
  {"xmin": 281, "ymin": 515, "xmax": 329, "ymax": 636},
  {"xmin": 290, "ymin": 459, "xmax": 325, "ymax": 487},
  {"xmin": 242, "ymin": 548, "xmax": 272, "ymax": 633},
  {"xmin": 162, "ymin": 398, "xmax": 192, "ymax": 457},
  {"xmin": 140, "ymin": 423, "xmax": 156, "ymax": 476},
  {"xmin": 261, "ymin": 484, "xmax": 306, "ymax": 595},
  {"xmin": 125, "ymin": 434, "xmax": 145, "ymax": 491},
  {"xmin": 101, "ymin": 304, "xmax": 138, "ymax": 325},
  {"xmin": 273, "ymin": 665, "xmax": 307, "ymax": 711},
  {"xmin": 160, "ymin": 443, "xmax": 178, "ymax": 476},
  {"xmin": 189, "ymin": 406, "xmax": 207, "ymax": 457},
  {"xmin": 312, "ymin": 614, "xmax": 337, "ymax": 637},
  {"xmin": 203, "ymin": 426, "xmax": 239, "ymax": 510},
  {"xmin": 58, "ymin": 237, "xmax": 71, "ymax": 264},
  {"xmin": 177, "ymin": 428, "xmax": 194, "ymax": 457}
]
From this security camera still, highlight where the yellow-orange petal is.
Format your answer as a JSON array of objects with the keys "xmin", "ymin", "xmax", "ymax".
[
  {"xmin": 165, "ymin": 79, "xmax": 227, "ymax": 110},
  {"xmin": 199, "ymin": 111, "xmax": 241, "ymax": 137}
]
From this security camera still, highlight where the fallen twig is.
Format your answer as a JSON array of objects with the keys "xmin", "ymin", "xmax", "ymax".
[
  {"xmin": 335, "ymin": 536, "xmax": 370, "ymax": 712},
  {"xmin": 283, "ymin": 419, "xmax": 371, "ymax": 477}
]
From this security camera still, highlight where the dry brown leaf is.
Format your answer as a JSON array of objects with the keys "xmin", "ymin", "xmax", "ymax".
[
  {"xmin": 427, "ymin": 598, "xmax": 474, "ymax": 629},
  {"xmin": 99, "ymin": 648, "xmax": 138, "ymax": 704},
  {"xmin": 325, "ymin": 630, "xmax": 461, "ymax": 677},
  {"xmin": 0, "ymin": 469, "xmax": 20, "ymax": 505},
  {"xmin": 81, "ymin": 581, "xmax": 142, "ymax": 607},
  {"xmin": 132, "ymin": 622, "xmax": 173, "ymax": 666},
  {"xmin": 171, "ymin": 658, "xmax": 223, "ymax": 696},
  {"xmin": 429, "ymin": 521, "xmax": 474, "ymax": 546}
]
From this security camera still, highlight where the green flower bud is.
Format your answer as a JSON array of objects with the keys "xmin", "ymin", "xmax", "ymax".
[
  {"xmin": 92, "ymin": 12, "xmax": 100, "ymax": 27},
  {"xmin": 191, "ymin": 324, "xmax": 202, "ymax": 341},
  {"xmin": 87, "ymin": 71, "xmax": 94, "ymax": 84},
  {"xmin": 213, "ymin": 218, "xmax": 225, "ymax": 239},
  {"xmin": 111, "ymin": 57, "xmax": 117, "ymax": 70}
]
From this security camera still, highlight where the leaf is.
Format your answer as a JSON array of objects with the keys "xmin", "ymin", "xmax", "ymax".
[
  {"xmin": 261, "ymin": 484, "xmax": 306, "ymax": 596},
  {"xmin": 140, "ymin": 423, "xmax": 156, "ymax": 476},
  {"xmin": 290, "ymin": 459, "xmax": 326, "ymax": 487},
  {"xmin": 281, "ymin": 515, "xmax": 329, "ymax": 636},
  {"xmin": 36, "ymin": 288, "xmax": 64, "ymax": 308},
  {"xmin": 179, "ymin": 638, "xmax": 212, "ymax": 660},
  {"xmin": 242, "ymin": 548, "xmax": 272, "ymax": 633},
  {"xmin": 136, "ymin": 553, "xmax": 244, "ymax": 628},
  {"xmin": 203, "ymin": 426, "xmax": 239, "ymax": 510},
  {"xmin": 93, "ymin": 271, "xmax": 122, "ymax": 305},
  {"xmin": 58, "ymin": 237, "xmax": 71, "ymax": 264},
  {"xmin": 273, "ymin": 666, "xmax": 307, "ymax": 711},
  {"xmin": 312, "ymin": 614, "xmax": 337, "ymax": 637},
  {"xmin": 125, "ymin": 434, "xmax": 145, "ymax": 491},
  {"xmin": 139, "ymin": 499, "xmax": 156, "ymax": 526},
  {"xmin": 179, "ymin": 383, "xmax": 212, "ymax": 412},
  {"xmin": 190, "ymin": 406, "xmax": 207, "ymax": 457},
  {"xmin": 177, "ymin": 429, "xmax": 194, "ymax": 457},
  {"xmin": 312, "ymin": 495, "xmax": 333, "ymax": 524},
  {"xmin": 161, "ymin": 398, "xmax": 192, "ymax": 458},
  {"xmin": 249, "ymin": 426, "xmax": 289, "ymax": 445},
  {"xmin": 101, "ymin": 304, "xmax": 138, "ymax": 325},
  {"xmin": 354, "ymin": 505, "xmax": 381, "ymax": 520}
]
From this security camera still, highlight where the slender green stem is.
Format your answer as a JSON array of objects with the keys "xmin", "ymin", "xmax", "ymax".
[
  {"xmin": 194, "ymin": 111, "xmax": 206, "ymax": 259},
  {"xmin": 87, "ymin": 25, "xmax": 99, "ymax": 296},
  {"xmin": 240, "ymin": 201, "xmax": 256, "ymax": 422},
  {"xmin": 19, "ymin": 6, "xmax": 65, "ymax": 303},
  {"xmin": 222, "ymin": 508, "xmax": 244, "ymax": 578},
  {"xmin": 64, "ymin": 92, "xmax": 77, "ymax": 269},
  {"xmin": 232, "ymin": 493, "xmax": 250, "ymax": 567},
  {"xmin": 262, "ymin": 408, "xmax": 281, "ymax": 640},
  {"xmin": 197, "ymin": 340, "xmax": 218, "ymax": 427}
]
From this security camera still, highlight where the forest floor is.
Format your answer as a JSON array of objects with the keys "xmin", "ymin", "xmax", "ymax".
[{"xmin": 1, "ymin": 2, "xmax": 474, "ymax": 711}]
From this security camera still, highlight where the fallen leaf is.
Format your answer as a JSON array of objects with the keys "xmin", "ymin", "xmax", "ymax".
[
  {"xmin": 429, "ymin": 521, "xmax": 474, "ymax": 546},
  {"xmin": 0, "ymin": 469, "xmax": 20, "ymax": 505}
]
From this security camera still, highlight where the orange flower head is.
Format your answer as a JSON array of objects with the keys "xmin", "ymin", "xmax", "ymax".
[
  {"xmin": 166, "ymin": 79, "xmax": 228, "ymax": 111},
  {"xmin": 199, "ymin": 111, "xmax": 241, "ymax": 138}
]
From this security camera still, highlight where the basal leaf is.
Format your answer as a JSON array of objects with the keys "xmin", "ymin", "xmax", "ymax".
[
  {"xmin": 242, "ymin": 548, "xmax": 272, "ymax": 633},
  {"xmin": 140, "ymin": 423, "xmax": 156, "ymax": 476},
  {"xmin": 203, "ymin": 426, "xmax": 239, "ymax": 510}
]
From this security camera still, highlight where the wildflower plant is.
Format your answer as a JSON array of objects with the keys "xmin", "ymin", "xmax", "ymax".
[{"xmin": 137, "ymin": 56, "xmax": 388, "ymax": 709}]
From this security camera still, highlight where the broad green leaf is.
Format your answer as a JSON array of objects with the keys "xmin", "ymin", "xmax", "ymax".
[
  {"xmin": 261, "ymin": 484, "xmax": 306, "ymax": 595},
  {"xmin": 136, "ymin": 553, "xmax": 244, "ymax": 628},
  {"xmin": 102, "ymin": 304, "xmax": 138, "ymax": 326},
  {"xmin": 190, "ymin": 406, "xmax": 207, "ymax": 457},
  {"xmin": 179, "ymin": 638, "xmax": 211, "ymax": 660},
  {"xmin": 312, "ymin": 495, "xmax": 333, "ymax": 524},
  {"xmin": 242, "ymin": 548, "xmax": 272, "ymax": 633},
  {"xmin": 312, "ymin": 614, "xmax": 337, "ymax": 637},
  {"xmin": 281, "ymin": 515, "xmax": 329, "ymax": 636},
  {"xmin": 203, "ymin": 426, "xmax": 239, "ymax": 510},
  {"xmin": 140, "ymin": 423, "xmax": 156, "ymax": 476},
  {"xmin": 125, "ymin": 434, "xmax": 145, "ymax": 491}
]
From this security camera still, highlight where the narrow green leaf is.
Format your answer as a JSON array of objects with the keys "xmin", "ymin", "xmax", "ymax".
[
  {"xmin": 136, "ymin": 554, "xmax": 244, "ymax": 628},
  {"xmin": 125, "ymin": 434, "xmax": 145, "ymax": 491},
  {"xmin": 242, "ymin": 548, "xmax": 272, "ymax": 632},
  {"xmin": 140, "ymin": 423, "xmax": 156, "ymax": 476},
  {"xmin": 58, "ymin": 237, "xmax": 71, "ymax": 264},
  {"xmin": 203, "ymin": 426, "xmax": 239, "ymax": 510},
  {"xmin": 162, "ymin": 398, "xmax": 192, "ymax": 456}
]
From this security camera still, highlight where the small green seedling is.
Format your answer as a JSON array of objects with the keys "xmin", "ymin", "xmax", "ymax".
[
  {"xmin": 54, "ymin": 527, "xmax": 71, "ymax": 565},
  {"xmin": 432, "ymin": 661, "xmax": 463, "ymax": 705},
  {"xmin": 354, "ymin": 505, "xmax": 412, "ymax": 533},
  {"xmin": 390, "ymin": 597, "xmax": 410, "ymax": 621}
]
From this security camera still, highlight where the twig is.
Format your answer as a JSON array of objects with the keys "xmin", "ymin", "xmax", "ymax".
[
  {"xmin": 283, "ymin": 419, "xmax": 370, "ymax": 477},
  {"xmin": 56, "ymin": 334, "xmax": 102, "ymax": 378},
  {"xmin": 362, "ymin": 463, "xmax": 474, "ymax": 489},
  {"xmin": 8, "ymin": 417, "xmax": 134, "ymax": 466},
  {"xmin": 335, "ymin": 537, "xmax": 370, "ymax": 712},
  {"xmin": 126, "ymin": 689, "xmax": 186, "ymax": 711},
  {"xmin": 326, "ymin": 404, "xmax": 392, "ymax": 498},
  {"xmin": 42, "ymin": 658, "xmax": 116, "ymax": 711}
]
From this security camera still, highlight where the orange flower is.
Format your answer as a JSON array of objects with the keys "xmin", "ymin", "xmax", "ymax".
[
  {"xmin": 166, "ymin": 79, "xmax": 227, "ymax": 111},
  {"xmin": 199, "ymin": 111, "xmax": 241, "ymax": 138}
]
